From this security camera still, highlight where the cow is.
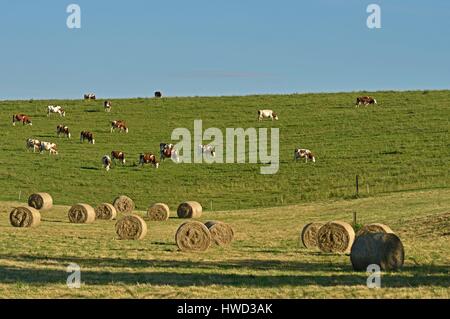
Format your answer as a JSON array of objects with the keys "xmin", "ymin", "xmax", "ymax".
[
  {"xmin": 40, "ymin": 141, "xmax": 58, "ymax": 155},
  {"xmin": 111, "ymin": 151, "xmax": 126, "ymax": 165},
  {"xmin": 56, "ymin": 125, "xmax": 71, "ymax": 138},
  {"xmin": 12, "ymin": 114, "xmax": 32, "ymax": 126},
  {"xmin": 104, "ymin": 100, "xmax": 112, "ymax": 112},
  {"xmin": 84, "ymin": 93, "xmax": 96, "ymax": 100},
  {"xmin": 80, "ymin": 131, "xmax": 95, "ymax": 144},
  {"xmin": 111, "ymin": 120, "xmax": 128, "ymax": 133},
  {"xmin": 154, "ymin": 91, "xmax": 162, "ymax": 98},
  {"xmin": 160, "ymin": 143, "xmax": 180, "ymax": 162},
  {"xmin": 198, "ymin": 144, "xmax": 216, "ymax": 158},
  {"xmin": 47, "ymin": 105, "xmax": 66, "ymax": 117},
  {"xmin": 258, "ymin": 110, "xmax": 279, "ymax": 121},
  {"xmin": 139, "ymin": 153, "xmax": 160, "ymax": 168},
  {"xmin": 26, "ymin": 139, "xmax": 41, "ymax": 153},
  {"xmin": 356, "ymin": 96, "xmax": 377, "ymax": 107},
  {"xmin": 294, "ymin": 148, "xmax": 316, "ymax": 163},
  {"xmin": 102, "ymin": 155, "xmax": 112, "ymax": 171}
]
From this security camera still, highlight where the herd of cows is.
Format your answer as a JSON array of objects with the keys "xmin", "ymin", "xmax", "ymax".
[{"xmin": 12, "ymin": 94, "xmax": 379, "ymax": 170}]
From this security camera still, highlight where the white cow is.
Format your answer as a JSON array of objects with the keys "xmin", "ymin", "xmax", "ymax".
[
  {"xmin": 258, "ymin": 109, "xmax": 278, "ymax": 121},
  {"xmin": 198, "ymin": 144, "xmax": 216, "ymax": 158},
  {"xmin": 102, "ymin": 155, "xmax": 112, "ymax": 171},
  {"xmin": 48, "ymin": 105, "xmax": 66, "ymax": 117},
  {"xmin": 26, "ymin": 139, "xmax": 41, "ymax": 153},
  {"xmin": 40, "ymin": 141, "xmax": 58, "ymax": 155}
]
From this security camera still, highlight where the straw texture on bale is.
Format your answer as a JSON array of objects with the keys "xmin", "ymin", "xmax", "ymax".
[
  {"xmin": 115, "ymin": 215, "xmax": 147, "ymax": 240},
  {"xmin": 28, "ymin": 193, "xmax": 53, "ymax": 211},
  {"xmin": 175, "ymin": 221, "xmax": 211, "ymax": 251},
  {"xmin": 10, "ymin": 206, "xmax": 41, "ymax": 228},
  {"xmin": 317, "ymin": 221, "xmax": 355, "ymax": 254},
  {"xmin": 205, "ymin": 221, "xmax": 234, "ymax": 246},
  {"xmin": 113, "ymin": 195, "xmax": 135, "ymax": 214},
  {"xmin": 147, "ymin": 203, "xmax": 170, "ymax": 221},
  {"xmin": 68, "ymin": 204, "xmax": 96, "ymax": 224},
  {"xmin": 301, "ymin": 222, "xmax": 325, "ymax": 249},
  {"xmin": 351, "ymin": 233, "xmax": 405, "ymax": 271},
  {"xmin": 177, "ymin": 201, "xmax": 202, "ymax": 219},
  {"xmin": 356, "ymin": 223, "xmax": 394, "ymax": 237},
  {"xmin": 95, "ymin": 203, "xmax": 117, "ymax": 220}
]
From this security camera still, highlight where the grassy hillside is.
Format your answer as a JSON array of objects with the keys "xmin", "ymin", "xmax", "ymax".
[{"xmin": 0, "ymin": 90, "xmax": 449, "ymax": 211}]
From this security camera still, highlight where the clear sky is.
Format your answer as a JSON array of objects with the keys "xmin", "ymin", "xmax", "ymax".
[{"xmin": 1, "ymin": 0, "xmax": 449, "ymax": 99}]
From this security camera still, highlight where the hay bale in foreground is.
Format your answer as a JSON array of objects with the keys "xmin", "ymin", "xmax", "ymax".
[
  {"xmin": 115, "ymin": 215, "xmax": 147, "ymax": 240},
  {"xmin": 205, "ymin": 221, "xmax": 234, "ymax": 246},
  {"xmin": 301, "ymin": 222, "xmax": 325, "ymax": 249},
  {"xmin": 28, "ymin": 193, "xmax": 53, "ymax": 211},
  {"xmin": 356, "ymin": 223, "xmax": 394, "ymax": 237},
  {"xmin": 113, "ymin": 195, "xmax": 135, "ymax": 214},
  {"xmin": 147, "ymin": 203, "xmax": 170, "ymax": 221},
  {"xmin": 95, "ymin": 203, "xmax": 117, "ymax": 220},
  {"xmin": 317, "ymin": 221, "xmax": 355, "ymax": 254},
  {"xmin": 177, "ymin": 201, "xmax": 202, "ymax": 219},
  {"xmin": 176, "ymin": 221, "xmax": 211, "ymax": 251},
  {"xmin": 10, "ymin": 206, "xmax": 41, "ymax": 228},
  {"xmin": 351, "ymin": 233, "xmax": 405, "ymax": 271},
  {"xmin": 68, "ymin": 204, "xmax": 96, "ymax": 224}
]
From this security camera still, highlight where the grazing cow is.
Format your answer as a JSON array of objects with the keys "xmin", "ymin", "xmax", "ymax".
[
  {"xmin": 111, "ymin": 151, "xmax": 126, "ymax": 165},
  {"xmin": 12, "ymin": 114, "xmax": 32, "ymax": 126},
  {"xmin": 356, "ymin": 96, "xmax": 377, "ymax": 107},
  {"xmin": 26, "ymin": 139, "xmax": 41, "ymax": 153},
  {"xmin": 139, "ymin": 153, "xmax": 160, "ymax": 168},
  {"xmin": 258, "ymin": 110, "xmax": 279, "ymax": 121},
  {"xmin": 111, "ymin": 120, "xmax": 128, "ymax": 133},
  {"xmin": 40, "ymin": 141, "xmax": 58, "ymax": 155},
  {"xmin": 294, "ymin": 148, "xmax": 316, "ymax": 163},
  {"xmin": 84, "ymin": 93, "xmax": 96, "ymax": 100},
  {"xmin": 102, "ymin": 155, "xmax": 112, "ymax": 171},
  {"xmin": 56, "ymin": 125, "xmax": 71, "ymax": 138},
  {"xmin": 160, "ymin": 143, "xmax": 180, "ymax": 162},
  {"xmin": 47, "ymin": 105, "xmax": 66, "ymax": 117},
  {"xmin": 80, "ymin": 131, "xmax": 95, "ymax": 144},
  {"xmin": 198, "ymin": 144, "xmax": 216, "ymax": 158},
  {"xmin": 104, "ymin": 100, "xmax": 112, "ymax": 112},
  {"xmin": 154, "ymin": 91, "xmax": 162, "ymax": 98}
]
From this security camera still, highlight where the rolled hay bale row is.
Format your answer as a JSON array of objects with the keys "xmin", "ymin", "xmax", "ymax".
[
  {"xmin": 175, "ymin": 221, "xmax": 211, "ymax": 252},
  {"xmin": 147, "ymin": 203, "xmax": 170, "ymax": 221},
  {"xmin": 95, "ymin": 203, "xmax": 117, "ymax": 220},
  {"xmin": 10, "ymin": 206, "xmax": 41, "ymax": 228},
  {"xmin": 317, "ymin": 221, "xmax": 355, "ymax": 254},
  {"xmin": 301, "ymin": 222, "xmax": 325, "ymax": 249},
  {"xmin": 205, "ymin": 221, "xmax": 234, "ymax": 246},
  {"xmin": 356, "ymin": 223, "xmax": 394, "ymax": 237},
  {"xmin": 68, "ymin": 204, "xmax": 96, "ymax": 224},
  {"xmin": 115, "ymin": 214, "xmax": 147, "ymax": 240},
  {"xmin": 177, "ymin": 201, "xmax": 202, "ymax": 219},
  {"xmin": 113, "ymin": 195, "xmax": 135, "ymax": 214},
  {"xmin": 28, "ymin": 193, "xmax": 53, "ymax": 211},
  {"xmin": 351, "ymin": 233, "xmax": 405, "ymax": 271}
]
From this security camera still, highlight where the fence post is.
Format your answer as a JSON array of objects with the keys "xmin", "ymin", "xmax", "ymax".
[{"xmin": 356, "ymin": 175, "xmax": 359, "ymax": 197}]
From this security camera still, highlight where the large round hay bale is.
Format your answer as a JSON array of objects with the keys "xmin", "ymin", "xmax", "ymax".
[
  {"xmin": 28, "ymin": 193, "xmax": 53, "ymax": 211},
  {"xmin": 351, "ymin": 233, "xmax": 405, "ymax": 271},
  {"xmin": 95, "ymin": 203, "xmax": 117, "ymax": 220},
  {"xmin": 356, "ymin": 223, "xmax": 394, "ymax": 237},
  {"xmin": 301, "ymin": 222, "xmax": 325, "ymax": 249},
  {"xmin": 115, "ymin": 215, "xmax": 147, "ymax": 240},
  {"xmin": 113, "ymin": 195, "xmax": 135, "ymax": 214},
  {"xmin": 10, "ymin": 206, "xmax": 41, "ymax": 228},
  {"xmin": 317, "ymin": 221, "xmax": 355, "ymax": 254},
  {"xmin": 68, "ymin": 204, "xmax": 96, "ymax": 224},
  {"xmin": 147, "ymin": 203, "xmax": 170, "ymax": 221},
  {"xmin": 177, "ymin": 201, "xmax": 202, "ymax": 219},
  {"xmin": 205, "ymin": 221, "xmax": 234, "ymax": 246},
  {"xmin": 175, "ymin": 221, "xmax": 211, "ymax": 252}
]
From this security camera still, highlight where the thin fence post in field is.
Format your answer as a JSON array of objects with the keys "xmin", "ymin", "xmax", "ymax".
[
  {"xmin": 366, "ymin": 183, "xmax": 370, "ymax": 194},
  {"xmin": 18, "ymin": 190, "xmax": 22, "ymax": 201},
  {"xmin": 353, "ymin": 211, "xmax": 357, "ymax": 227},
  {"xmin": 210, "ymin": 200, "xmax": 213, "ymax": 212},
  {"xmin": 356, "ymin": 175, "xmax": 359, "ymax": 197}
]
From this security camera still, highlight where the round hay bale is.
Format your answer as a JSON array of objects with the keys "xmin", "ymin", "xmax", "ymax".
[
  {"xmin": 113, "ymin": 195, "xmax": 135, "ymax": 214},
  {"xmin": 317, "ymin": 221, "xmax": 355, "ymax": 254},
  {"xmin": 147, "ymin": 203, "xmax": 170, "ymax": 221},
  {"xmin": 301, "ymin": 222, "xmax": 325, "ymax": 249},
  {"xmin": 356, "ymin": 223, "xmax": 394, "ymax": 237},
  {"xmin": 205, "ymin": 221, "xmax": 234, "ymax": 246},
  {"xmin": 175, "ymin": 221, "xmax": 211, "ymax": 252},
  {"xmin": 28, "ymin": 193, "xmax": 53, "ymax": 211},
  {"xmin": 177, "ymin": 201, "xmax": 202, "ymax": 219},
  {"xmin": 68, "ymin": 204, "xmax": 96, "ymax": 224},
  {"xmin": 95, "ymin": 203, "xmax": 117, "ymax": 220},
  {"xmin": 10, "ymin": 206, "xmax": 41, "ymax": 228},
  {"xmin": 351, "ymin": 233, "xmax": 405, "ymax": 271},
  {"xmin": 115, "ymin": 215, "xmax": 147, "ymax": 240}
]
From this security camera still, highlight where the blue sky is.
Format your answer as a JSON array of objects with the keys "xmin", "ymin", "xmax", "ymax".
[{"xmin": 1, "ymin": 0, "xmax": 449, "ymax": 99}]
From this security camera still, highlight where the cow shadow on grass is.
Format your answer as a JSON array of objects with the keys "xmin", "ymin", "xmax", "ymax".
[
  {"xmin": 84, "ymin": 109, "xmax": 101, "ymax": 113},
  {"xmin": 80, "ymin": 166, "xmax": 100, "ymax": 171}
]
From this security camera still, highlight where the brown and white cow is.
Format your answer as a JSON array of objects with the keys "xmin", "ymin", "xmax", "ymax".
[
  {"xmin": 294, "ymin": 148, "xmax": 316, "ymax": 163},
  {"xmin": 47, "ymin": 105, "xmax": 66, "ymax": 117},
  {"xmin": 160, "ymin": 143, "xmax": 180, "ymax": 162},
  {"xmin": 40, "ymin": 141, "xmax": 58, "ymax": 155},
  {"xmin": 80, "ymin": 131, "xmax": 95, "ymax": 144},
  {"xmin": 258, "ymin": 109, "xmax": 279, "ymax": 121},
  {"xmin": 84, "ymin": 93, "xmax": 96, "ymax": 100},
  {"xmin": 139, "ymin": 153, "xmax": 160, "ymax": 168},
  {"xmin": 56, "ymin": 125, "xmax": 71, "ymax": 138},
  {"xmin": 356, "ymin": 96, "xmax": 377, "ymax": 107},
  {"xmin": 111, "ymin": 120, "xmax": 128, "ymax": 133},
  {"xmin": 102, "ymin": 155, "xmax": 112, "ymax": 171},
  {"xmin": 26, "ymin": 139, "xmax": 41, "ymax": 153},
  {"xmin": 13, "ymin": 114, "xmax": 32, "ymax": 126},
  {"xmin": 104, "ymin": 100, "xmax": 112, "ymax": 112},
  {"xmin": 111, "ymin": 151, "xmax": 126, "ymax": 165}
]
